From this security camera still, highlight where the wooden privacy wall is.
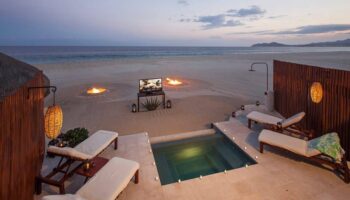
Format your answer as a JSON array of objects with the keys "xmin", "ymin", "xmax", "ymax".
[
  {"xmin": 0, "ymin": 72, "xmax": 45, "ymax": 200},
  {"xmin": 274, "ymin": 60, "xmax": 350, "ymax": 160}
]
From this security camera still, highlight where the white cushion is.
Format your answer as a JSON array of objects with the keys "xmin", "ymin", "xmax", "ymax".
[
  {"xmin": 280, "ymin": 112, "xmax": 305, "ymax": 128},
  {"xmin": 77, "ymin": 157, "xmax": 140, "ymax": 200},
  {"xmin": 247, "ymin": 111, "xmax": 282, "ymax": 125},
  {"xmin": 259, "ymin": 129, "xmax": 320, "ymax": 157},
  {"xmin": 47, "ymin": 130, "xmax": 118, "ymax": 160},
  {"xmin": 47, "ymin": 146, "xmax": 91, "ymax": 160},
  {"xmin": 41, "ymin": 194, "xmax": 85, "ymax": 200}
]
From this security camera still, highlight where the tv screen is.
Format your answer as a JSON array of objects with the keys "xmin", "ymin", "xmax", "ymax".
[{"xmin": 139, "ymin": 78, "xmax": 162, "ymax": 93}]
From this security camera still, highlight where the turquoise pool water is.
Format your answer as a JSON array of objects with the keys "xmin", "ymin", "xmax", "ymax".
[{"xmin": 152, "ymin": 132, "xmax": 257, "ymax": 185}]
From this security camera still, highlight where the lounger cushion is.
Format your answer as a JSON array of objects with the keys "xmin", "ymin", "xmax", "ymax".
[
  {"xmin": 247, "ymin": 111, "xmax": 282, "ymax": 125},
  {"xmin": 280, "ymin": 112, "xmax": 305, "ymax": 128},
  {"xmin": 259, "ymin": 129, "xmax": 320, "ymax": 157},
  {"xmin": 41, "ymin": 194, "xmax": 85, "ymax": 200},
  {"xmin": 47, "ymin": 146, "xmax": 91, "ymax": 160},
  {"xmin": 47, "ymin": 130, "xmax": 118, "ymax": 160},
  {"xmin": 77, "ymin": 157, "xmax": 139, "ymax": 200},
  {"xmin": 74, "ymin": 130, "xmax": 118, "ymax": 158}
]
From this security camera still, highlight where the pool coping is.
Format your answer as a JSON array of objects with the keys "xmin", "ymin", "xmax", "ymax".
[{"xmin": 148, "ymin": 121, "xmax": 261, "ymax": 186}]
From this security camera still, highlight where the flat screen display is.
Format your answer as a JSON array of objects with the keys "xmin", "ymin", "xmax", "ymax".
[{"xmin": 139, "ymin": 78, "xmax": 162, "ymax": 93}]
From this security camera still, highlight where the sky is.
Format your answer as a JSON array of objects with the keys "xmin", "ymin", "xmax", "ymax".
[{"xmin": 0, "ymin": 0, "xmax": 349, "ymax": 46}]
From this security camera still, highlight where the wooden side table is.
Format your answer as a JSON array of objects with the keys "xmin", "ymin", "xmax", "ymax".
[{"xmin": 76, "ymin": 157, "xmax": 109, "ymax": 183}]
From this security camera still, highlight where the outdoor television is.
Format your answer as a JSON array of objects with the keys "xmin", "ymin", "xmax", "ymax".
[{"xmin": 139, "ymin": 78, "xmax": 162, "ymax": 93}]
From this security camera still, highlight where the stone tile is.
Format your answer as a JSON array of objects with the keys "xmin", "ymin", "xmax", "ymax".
[{"xmin": 35, "ymin": 113, "xmax": 350, "ymax": 200}]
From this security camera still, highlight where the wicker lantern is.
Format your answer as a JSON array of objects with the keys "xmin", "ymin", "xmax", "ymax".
[
  {"xmin": 310, "ymin": 82, "xmax": 323, "ymax": 103},
  {"xmin": 44, "ymin": 105, "xmax": 63, "ymax": 139}
]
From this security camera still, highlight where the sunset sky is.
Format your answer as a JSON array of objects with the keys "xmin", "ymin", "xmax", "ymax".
[{"xmin": 0, "ymin": 0, "xmax": 349, "ymax": 46}]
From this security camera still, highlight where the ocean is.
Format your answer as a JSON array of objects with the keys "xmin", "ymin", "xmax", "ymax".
[{"xmin": 1, "ymin": 46, "xmax": 350, "ymax": 64}]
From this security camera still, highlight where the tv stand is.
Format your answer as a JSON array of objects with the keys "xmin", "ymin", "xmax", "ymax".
[{"xmin": 137, "ymin": 91, "xmax": 165, "ymax": 112}]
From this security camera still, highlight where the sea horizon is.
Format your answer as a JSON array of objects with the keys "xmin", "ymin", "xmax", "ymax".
[{"xmin": 1, "ymin": 45, "xmax": 350, "ymax": 65}]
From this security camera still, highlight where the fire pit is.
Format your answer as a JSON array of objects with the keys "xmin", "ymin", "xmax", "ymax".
[
  {"xmin": 166, "ymin": 78, "xmax": 183, "ymax": 86},
  {"xmin": 86, "ymin": 87, "xmax": 107, "ymax": 95}
]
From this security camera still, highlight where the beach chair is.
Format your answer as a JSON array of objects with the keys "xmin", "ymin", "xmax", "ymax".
[
  {"xmin": 247, "ymin": 111, "xmax": 307, "ymax": 136},
  {"xmin": 259, "ymin": 129, "xmax": 349, "ymax": 183},
  {"xmin": 41, "ymin": 157, "xmax": 140, "ymax": 200},
  {"xmin": 36, "ymin": 130, "xmax": 118, "ymax": 194}
]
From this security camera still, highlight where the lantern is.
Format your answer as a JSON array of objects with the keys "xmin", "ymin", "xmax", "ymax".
[
  {"xmin": 232, "ymin": 112, "xmax": 236, "ymax": 118},
  {"xmin": 44, "ymin": 105, "xmax": 63, "ymax": 139},
  {"xmin": 240, "ymin": 105, "xmax": 245, "ymax": 110},
  {"xmin": 166, "ymin": 100, "xmax": 172, "ymax": 109},
  {"xmin": 256, "ymin": 101, "xmax": 260, "ymax": 106},
  {"xmin": 132, "ymin": 104, "xmax": 137, "ymax": 113},
  {"xmin": 310, "ymin": 82, "xmax": 323, "ymax": 103}
]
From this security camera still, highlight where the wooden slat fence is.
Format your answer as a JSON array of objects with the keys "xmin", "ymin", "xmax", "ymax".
[
  {"xmin": 0, "ymin": 72, "xmax": 45, "ymax": 200},
  {"xmin": 274, "ymin": 60, "xmax": 350, "ymax": 160}
]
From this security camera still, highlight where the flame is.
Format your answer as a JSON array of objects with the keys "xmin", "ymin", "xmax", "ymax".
[
  {"xmin": 166, "ymin": 78, "xmax": 183, "ymax": 86},
  {"xmin": 87, "ymin": 87, "xmax": 106, "ymax": 94}
]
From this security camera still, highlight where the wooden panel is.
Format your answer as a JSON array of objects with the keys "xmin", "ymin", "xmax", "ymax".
[
  {"xmin": 0, "ymin": 72, "xmax": 45, "ymax": 200},
  {"xmin": 274, "ymin": 60, "xmax": 350, "ymax": 160}
]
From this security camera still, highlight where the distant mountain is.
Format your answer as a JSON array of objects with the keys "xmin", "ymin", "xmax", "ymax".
[{"xmin": 252, "ymin": 38, "xmax": 350, "ymax": 47}]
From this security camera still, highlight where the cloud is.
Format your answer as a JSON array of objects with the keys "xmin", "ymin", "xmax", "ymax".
[
  {"xmin": 228, "ymin": 30, "xmax": 273, "ymax": 35},
  {"xmin": 179, "ymin": 5, "xmax": 266, "ymax": 29},
  {"xmin": 179, "ymin": 18, "xmax": 192, "ymax": 23},
  {"xmin": 227, "ymin": 6, "xmax": 266, "ymax": 18},
  {"xmin": 268, "ymin": 15, "xmax": 287, "ymax": 19},
  {"xmin": 195, "ymin": 14, "xmax": 243, "ymax": 29},
  {"xmin": 177, "ymin": 0, "xmax": 189, "ymax": 6},
  {"xmin": 273, "ymin": 24, "xmax": 350, "ymax": 35}
]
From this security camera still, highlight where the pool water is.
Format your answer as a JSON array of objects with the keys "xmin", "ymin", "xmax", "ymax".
[{"xmin": 152, "ymin": 132, "xmax": 257, "ymax": 185}]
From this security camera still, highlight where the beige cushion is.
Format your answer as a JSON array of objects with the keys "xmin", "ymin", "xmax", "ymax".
[
  {"xmin": 47, "ymin": 146, "xmax": 91, "ymax": 160},
  {"xmin": 280, "ymin": 112, "xmax": 305, "ymax": 128},
  {"xmin": 47, "ymin": 130, "xmax": 118, "ymax": 160},
  {"xmin": 77, "ymin": 157, "xmax": 140, "ymax": 200},
  {"xmin": 259, "ymin": 129, "xmax": 320, "ymax": 157},
  {"xmin": 247, "ymin": 111, "xmax": 282, "ymax": 125},
  {"xmin": 41, "ymin": 194, "xmax": 85, "ymax": 200}
]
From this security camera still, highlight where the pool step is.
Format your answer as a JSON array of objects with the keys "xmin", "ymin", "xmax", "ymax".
[
  {"xmin": 205, "ymin": 150, "xmax": 230, "ymax": 172},
  {"xmin": 214, "ymin": 144, "xmax": 245, "ymax": 168}
]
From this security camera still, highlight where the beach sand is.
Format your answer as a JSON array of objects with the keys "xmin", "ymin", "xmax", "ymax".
[{"xmin": 36, "ymin": 51, "xmax": 350, "ymax": 137}]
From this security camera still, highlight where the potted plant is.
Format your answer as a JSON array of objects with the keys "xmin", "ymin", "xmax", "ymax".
[{"xmin": 62, "ymin": 127, "xmax": 89, "ymax": 147}]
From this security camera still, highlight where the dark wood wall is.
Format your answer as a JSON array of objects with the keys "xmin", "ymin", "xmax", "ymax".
[
  {"xmin": 274, "ymin": 60, "xmax": 350, "ymax": 160},
  {"xmin": 0, "ymin": 72, "xmax": 45, "ymax": 199}
]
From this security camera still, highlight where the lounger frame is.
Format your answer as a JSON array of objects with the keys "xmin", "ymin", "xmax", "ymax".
[
  {"xmin": 248, "ymin": 117, "xmax": 314, "ymax": 139},
  {"xmin": 36, "ymin": 137, "xmax": 118, "ymax": 194},
  {"xmin": 259, "ymin": 141, "xmax": 350, "ymax": 183}
]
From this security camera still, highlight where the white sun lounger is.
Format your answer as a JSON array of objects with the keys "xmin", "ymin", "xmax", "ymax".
[
  {"xmin": 42, "ymin": 157, "xmax": 140, "ymax": 200},
  {"xmin": 247, "ymin": 111, "xmax": 305, "ymax": 129},
  {"xmin": 259, "ymin": 129, "xmax": 319, "ymax": 157},
  {"xmin": 258, "ymin": 129, "xmax": 349, "ymax": 183},
  {"xmin": 48, "ymin": 130, "xmax": 119, "ymax": 160},
  {"xmin": 37, "ymin": 130, "xmax": 119, "ymax": 194}
]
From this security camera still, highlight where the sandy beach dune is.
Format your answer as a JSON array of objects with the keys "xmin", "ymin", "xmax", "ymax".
[{"xmin": 36, "ymin": 52, "xmax": 350, "ymax": 137}]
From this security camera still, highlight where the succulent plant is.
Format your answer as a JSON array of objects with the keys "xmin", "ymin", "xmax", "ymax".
[{"xmin": 142, "ymin": 97, "xmax": 161, "ymax": 111}]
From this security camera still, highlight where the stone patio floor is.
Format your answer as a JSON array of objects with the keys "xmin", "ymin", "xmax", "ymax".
[{"xmin": 35, "ymin": 105, "xmax": 350, "ymax": 200}]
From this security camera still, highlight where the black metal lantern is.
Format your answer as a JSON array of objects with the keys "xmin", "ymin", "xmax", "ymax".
[
  {"xmin": 240, "ymin": 105, "xmax": 245, "ymax": 110},
  {"xmin": 166, "ymin": 100, "xmax": 172, "ymax": 109},
  {"xmin": 277, "ymin": 122, "xmax": 282, "ymax": 129},
  {"xmin": 232, "ymin": 111, "xmax": 236, "ymax": 118},
  {"xmin": 132, "ymin": 104, "xmax": 137, "ymax": 113},
  {"xmin": 256, "ymin": 101, "xmax": 260, "ymax": 106}
]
